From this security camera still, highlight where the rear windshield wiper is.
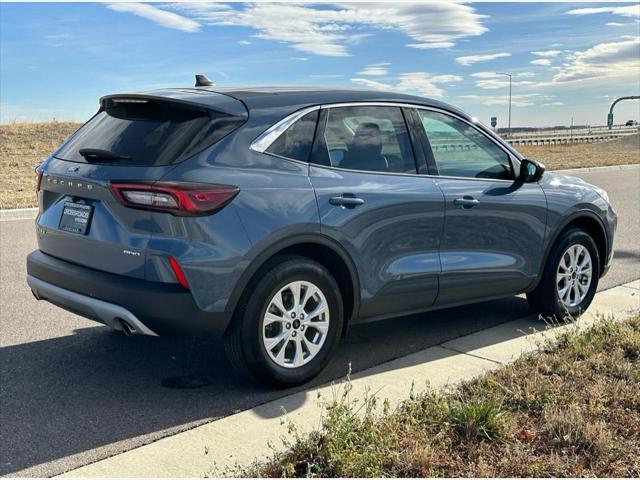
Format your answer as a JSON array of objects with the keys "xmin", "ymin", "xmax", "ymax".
[{"xmin": 78, "ymin": 148, "xmax": 131, "ymax": 162}]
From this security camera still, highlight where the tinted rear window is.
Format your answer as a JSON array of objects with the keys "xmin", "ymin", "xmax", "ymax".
[{"xmin": 55, "ymin": 99, "xmax": 245, "ymax": 166}]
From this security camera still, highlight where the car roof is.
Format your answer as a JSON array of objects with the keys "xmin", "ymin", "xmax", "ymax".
[{"xmin": 119, "ymin": 85, "xmax": 473, "ymax": 122}]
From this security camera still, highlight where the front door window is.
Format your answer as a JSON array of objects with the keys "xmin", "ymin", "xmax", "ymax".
[{"xmin": 416, "ymin": 110, "xmax": 514, "ymax": 180}]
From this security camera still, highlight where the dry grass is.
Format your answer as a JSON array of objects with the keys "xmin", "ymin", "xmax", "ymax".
[
  {"xmin": 235, "ymin": 317, "xmax": 640, "ymax": 477},
  {"xmin": 0, "ymin": 121, "xmax": 81, "ymax": 208},
  {"xmin": 0, "ymin": 122, "xmax": 638, "ymax": 209},
  {"xmin": 517, "ymin": 133, "xmax": 640, "ymax": 170}
]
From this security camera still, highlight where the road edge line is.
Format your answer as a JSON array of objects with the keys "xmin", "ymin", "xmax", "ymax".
[{"xmin": 556, "ymin": 163, "xmax": 639, "ymax": 175}]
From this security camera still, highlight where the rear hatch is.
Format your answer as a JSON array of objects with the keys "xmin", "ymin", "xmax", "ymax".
[{"xmin": 36, "ymin": 90, "xmax": 247, "ymax": 279}]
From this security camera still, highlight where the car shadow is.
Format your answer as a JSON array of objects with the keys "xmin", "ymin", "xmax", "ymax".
[
  {"xmin": 3, "ymin": 295, "xmax": 537, "ymax": 476},
  {"xmin": 613, "ymin": 249, "xmax": 640, "ymax": 261}
]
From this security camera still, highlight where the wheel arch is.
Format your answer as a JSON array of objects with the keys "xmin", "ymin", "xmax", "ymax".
[
  {"xmin": 224, "ymin": 234, "xmax": 360, "ymax": 337},
  {"xmin": 531, "ymin": 210, "xmax": 609, "ymax": 291}
]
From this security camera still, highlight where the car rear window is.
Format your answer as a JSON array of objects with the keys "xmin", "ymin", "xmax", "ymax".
[
  {"xmin": 265, "ymin": 110, "xmax": 319, "ymax": 162},
  {"xmin": 54, "ymin": 98, "xmax": 245, "ymax": 166}
]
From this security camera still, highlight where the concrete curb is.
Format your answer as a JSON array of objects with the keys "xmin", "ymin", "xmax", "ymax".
[
  {"xmin": 0, "ymin": 207, "xmax": 38, "ymax": 221},
  {"xmin": 60, "ymin": 279, "xmax": 640, "ymax": 478},
  {"xmin": 556, "ymin": 163, "xmax": 639, "ymax": 175}
]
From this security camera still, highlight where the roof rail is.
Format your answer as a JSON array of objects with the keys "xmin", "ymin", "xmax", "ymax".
[{"xmin": 195, "ymin": 74, "xmax": 214, "ymax": 87}]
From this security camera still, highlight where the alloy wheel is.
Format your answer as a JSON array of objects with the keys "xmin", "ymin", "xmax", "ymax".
[
  {"xmin": 261, "ymin": 280, "xmax": 330, "ymax": 368},
  {"xmin": 556, "ymin": 244, "xmax": 592, "ymax": 308}
]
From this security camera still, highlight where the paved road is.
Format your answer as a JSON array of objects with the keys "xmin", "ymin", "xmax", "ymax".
[{"xmin": 1, "ymin": 166, "xmax": 639, "ymax": 477}]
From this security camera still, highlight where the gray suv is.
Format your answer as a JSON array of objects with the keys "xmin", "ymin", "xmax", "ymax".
[{"xmin": 27, "ymin": 79, "xmax": 616, "ymax": 386}]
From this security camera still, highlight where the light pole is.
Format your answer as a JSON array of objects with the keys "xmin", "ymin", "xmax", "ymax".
[{"xmin": 496, "ymin": 72, "xmax": 512, "ymax": 136}]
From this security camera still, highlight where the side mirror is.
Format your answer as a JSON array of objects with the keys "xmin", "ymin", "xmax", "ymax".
[{"xmin": 518, "ymin": 158, "xmax": 545, "ymax": 183}]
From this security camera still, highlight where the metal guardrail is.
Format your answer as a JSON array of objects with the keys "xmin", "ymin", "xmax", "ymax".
[
  {"xmin": 506, "ymin": 125, "xmax": 636, "ymax": 138},
  {"xmin": 504, "ymin": 125, "xmax": 639, "ymax": 146}
]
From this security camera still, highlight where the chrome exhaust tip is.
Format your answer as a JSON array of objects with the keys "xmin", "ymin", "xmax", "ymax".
[{"xmin": 116, "ymin": 318, "xmax": 136, "ymax": 336}]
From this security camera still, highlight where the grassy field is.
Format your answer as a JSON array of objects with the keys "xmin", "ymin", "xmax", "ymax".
[
  {"xmin": 237, "ymin": 316, "xmax": 640, "ymax": 477},
  {"xmin": 0, "ymin": 121, "xmax": 638, "ymax": 209}
]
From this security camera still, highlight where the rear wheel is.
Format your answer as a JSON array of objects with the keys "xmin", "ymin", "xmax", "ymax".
[
  {"xmin": 527, "ymin": 228, "xmax": 600, "ymax": 320},
  {"xmin": 224, "ymin": 256, "xmax": 343, "ymax": 387}
]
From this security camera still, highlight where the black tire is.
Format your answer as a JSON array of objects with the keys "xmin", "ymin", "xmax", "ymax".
[
  {"xmin": 224, "ymin": 255, "xmax": 343, "ymax": 388},
  {"xmin": 527, "ymin": 228, "xmax": 600, "ymax": 320}
]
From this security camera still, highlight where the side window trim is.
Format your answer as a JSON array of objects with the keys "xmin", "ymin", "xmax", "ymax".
[
  {"xmin": 250, "ymin": 101, "xmax": 521, "ymax": 178},
  {"xmin": 250, "ymin": 105, "xmax": 320, "ymax": 154},
  {"xmin": 404, "ymin": 108, "xmax": 435, "ymax": 176},
  {"xmin": 310, "ymin": 105, "xmax": 419, "ymax": 175},
  {"xmin": 414, "ymin": 107, "xmax": 517, "ymax": 181},
  {"xmin": 399, "ymin": 108, "xmax": 421, "ymax": 175},
  {"xmin": 309, "ymin": 108, "xmax": 331, "ymax": 167}
]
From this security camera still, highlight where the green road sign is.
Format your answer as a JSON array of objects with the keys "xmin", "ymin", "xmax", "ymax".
[{"xmin": 607, "ymin": 112, "xmax": 614, "ymax": 127}]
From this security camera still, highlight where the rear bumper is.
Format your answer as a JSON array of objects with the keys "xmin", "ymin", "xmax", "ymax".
[{"xmin": 26, "ymin": 250, "xmax": 232, "ymax": 337}]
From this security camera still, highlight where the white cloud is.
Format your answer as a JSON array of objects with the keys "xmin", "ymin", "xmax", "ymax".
[
  {"xmin": 531, "ymin": 50, "xmax": 561, "ymax": 57},
  {"xmin": 471, "ymin": 71, "xmax": 500, "ymax": 79},
  {"xmin": 309, "ymin": 74, "xmax": 344, "ymax": 79},
  {"xmin": 471, "ymin": 72, "xmax": 539, "ymax": 90},
  {"xmin": 551, "ymin": 37, "xmax": 640, "ymax": 83},
  {"xmin": 358, "ymin": 63, "xmax": 390, "ymax": 76},
  {"xmin": 237, "ymin": 40, "xmax": 252, "ymax": 45},
  {"xmin": 352, "ymin": 72, "xmax": 462, "ymax": 97},
  {"xmin": 396, "ymin": 72, "xmax": 462, "ymax": 97},
  {"xmin": 108, "ymin": 3, "xmax": 200, "ymax": 32},
  {"xmin": 567, "ymin": 5, "xmax": 640, "ymax": 18},
  {"xmin": 43, "ymin": 33, "xmax": 72, "ymax": 48},
  {"xmin": 406, "ymin": 41, "xmax": 455, "ymax": 49},
  {"xmin": 472, "ymin": 71, "xmax": 536, "ymax": 79},
  {"xmin": 169, "ymin": 2, "xmax": 488, "ymax": 57},
  {"xmin": 455, "ymin": 52, "xmax": 511, "ymax": 66},
  {"xmin": 543, "ymin": 102, "xmax": 564, "ymax": 106},
  {"xmin": 474, "ymin": 79, "xmax": 509, "ymax": 89},
  {"xmin": 531, "ymin": 59, "xmax": 552, "ymax": 66},
  {"xmin": 351, "ymin": 78, "xmax": 391, "ymax": 90},
  {"xmin": 460, "ymin": 93, "xmax": 539, "ymax": 107},
  {"xmin": 606, "ymin": 22, "xmax": 625, "ymax": 26}
]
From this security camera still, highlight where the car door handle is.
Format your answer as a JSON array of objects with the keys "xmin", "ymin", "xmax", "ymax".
[
  {"xmin": 330, "ymin": 195, "xmax": 365, "ymax": 208},
  {"xmin": 453, "ymin": 196, "xmax": 480, "ymax": 208}
]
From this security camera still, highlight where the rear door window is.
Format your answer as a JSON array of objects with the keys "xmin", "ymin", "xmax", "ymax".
[
  {"xmin": 265, "ymin": 110, "xmax": 319, "ymax": 162},
  {"xmin": 55, "ymin": 98, "xmax": 245, "ymax": 166},
  {"xmin": 312, "ymin": 106, "xmax": 417, "ymax": 174}
]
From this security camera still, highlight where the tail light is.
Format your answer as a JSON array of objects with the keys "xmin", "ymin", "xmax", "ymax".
[
  {"xmin": 110, "ymin": 182, "xmax": 239, "ymax": 216},
  {"xmin": 35, "ymin": 165, "xmax": 44, "ymax": 192},
  {"xmin": 168, "ymin": 257, "xmax": 189, "ymax": 289}
]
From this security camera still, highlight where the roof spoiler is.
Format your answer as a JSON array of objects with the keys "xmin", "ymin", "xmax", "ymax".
[{"xmin": 195, "ymin": 74, "xmax": 214, "ymax": 87}]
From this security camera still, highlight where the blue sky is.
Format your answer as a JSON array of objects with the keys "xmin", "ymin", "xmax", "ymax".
[{"xmin": 1, "ymin": 2, "xmax": 639, "ymax": 127}]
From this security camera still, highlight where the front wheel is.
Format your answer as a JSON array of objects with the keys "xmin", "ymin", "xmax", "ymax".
[
  {"xmin": 527, "ymin": 228, "xmax": 600, "ymax": 320},
  {"xmin": 224, "ymin": 256, "xmax": 343, "ymax": 387}
]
